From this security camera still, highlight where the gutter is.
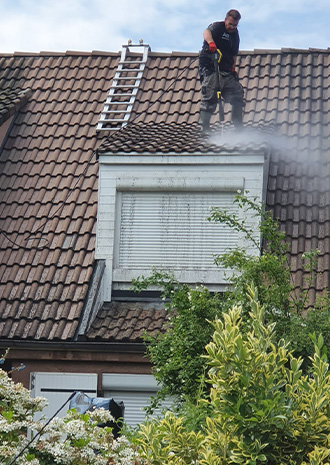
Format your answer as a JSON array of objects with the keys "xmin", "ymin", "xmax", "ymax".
[{"xmin": 0, "ymin": 340, "xmax": 147, "ymax": 353}]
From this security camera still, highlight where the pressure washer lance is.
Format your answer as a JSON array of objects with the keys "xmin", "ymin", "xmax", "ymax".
[{"xmin": 214, "ymin": 49, "xmax": 224, "ymax": 135}]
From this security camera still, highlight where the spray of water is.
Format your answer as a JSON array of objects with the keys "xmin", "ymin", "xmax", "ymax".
[
  {"xmin": 207, "ymin": 123, "xmax": 329, "ymax": 167},
  {"xmin": 208, "ymin": 125, "xmax": 297, "ymax": 154}
]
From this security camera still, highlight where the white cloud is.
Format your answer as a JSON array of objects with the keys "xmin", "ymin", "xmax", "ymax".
[
  {"xmin": 0, "ymin": 0, "xmax": 160, "ymax": 52},
  {"xmin": 0, "ymin": 0, "xmax": 329, "ymax": 53}
]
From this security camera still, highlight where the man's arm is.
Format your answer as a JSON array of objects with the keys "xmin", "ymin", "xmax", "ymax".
[
  {"xmin": 203, "ymin": 28, "xmax": 217, "ymax": 52},
  {"xmin": 203, "ymin": 28, "xmax": 214, "ymax": 44}
]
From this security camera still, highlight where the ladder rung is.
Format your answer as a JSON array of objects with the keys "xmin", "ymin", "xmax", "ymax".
[
  {"xmin": 102, "ymin": 110, "xmax": 131, "ymax": 114},
  {"xmin": 105, "ymin": 103, "xmax": 133, "ymax": 108},
  {"xmin": 117, "ymin": 68, "xmax": 144, "ymax": 73},
  {"xmin": 112, "ymin": 84, "xmax": 139, "ymax": 89},
  {"xmin": 107, "ymin": 93, "xmax": 136, "ymax": 97},
  {"xmin": 114, "ymin": 76, "xmax": 142, "ymax": 80},
  {"xmin": 101, "ymin": 118, "xmax": 127, "ymax": 122},
  {"xmin": 105, "ymin": 101, "xmax": 133, "ymax": 105},
  {"xmin": 119, "ymin": 60, "xmax": 144, "ymax": 64}
]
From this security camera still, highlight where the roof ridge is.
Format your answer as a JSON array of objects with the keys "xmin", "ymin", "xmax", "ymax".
[
  {"xmin": 1, "ymin": 50, "xmax": 120, "ymax": 58},
  {"xmin": 240, "ymin": 47, "xmax": 330, "ymax": 55},
  {"xmin": 1, "ymin": 47, "xmax": 330, "ymax": 59}
]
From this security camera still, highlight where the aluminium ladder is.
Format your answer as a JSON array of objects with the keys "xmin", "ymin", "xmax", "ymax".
[{"xmin": 97, "ymin": 41, "xmax": 150, "ymax": 132}]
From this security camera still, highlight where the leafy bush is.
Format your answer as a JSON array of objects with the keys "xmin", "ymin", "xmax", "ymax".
[
  {"xmin": 203, "ymin": 286, "xmax": 330, "ymax": 464},
  {"xmin": 136, "ymin": 411, "xmax": 203, "ymax": 465},
  {"xmin": 135, "ymin": 287, "xmax": 330, "ymax": 465},
  {"xmin": 209, "ymin": 192, "xmax": 293, "ymax": 317}
]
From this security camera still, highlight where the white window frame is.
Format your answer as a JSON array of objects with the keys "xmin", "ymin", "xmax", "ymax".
[
  {"xmin": 115, "ymin": 189, "xmax": 240, "ymax": 269},
  {"xmin": 114, "ymin": 176, "xmax": 248, "ymax": 289}
]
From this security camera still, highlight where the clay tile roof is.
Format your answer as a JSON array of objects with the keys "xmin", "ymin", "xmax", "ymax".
[
  {"xmin": 1, "ymin": 47, "xmax": 330, "ymax": 343},
  {"xmin": 0, "ymin": 51, "xmax": 120, "ymax": 341},
  {"xmin": 86, "ymin": 302, "xmax": 169, "ymax": 342},
  {"xmin": 97, "ymin": 121, "xmax": 271, "ymax": 155},
  {"xmin": 0, "ymin": 88, "xmax": 32, "ymax": 125}
]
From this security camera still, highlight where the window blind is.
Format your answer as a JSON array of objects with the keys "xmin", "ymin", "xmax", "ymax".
[{"xmin": 118, "ymin": 191, "xmax": 238, "ymax": 269}]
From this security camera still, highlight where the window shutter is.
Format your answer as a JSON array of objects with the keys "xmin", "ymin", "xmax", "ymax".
[
  {"xmin": 30, "ymin": 373, "xmax": 97, "ymax": 421},
  {"xmin": 102, "ymin": 374, "xmax": 173, "ymax": 427},
  {"xmin": 118, "ymin": 191, "xmax": 238, "ymax": 269},
  {"xmin": 103, "ymin": 390, "xmax": 172, "ymax": 427}
]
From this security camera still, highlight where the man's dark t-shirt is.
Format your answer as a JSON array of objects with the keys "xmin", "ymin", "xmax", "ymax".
[{"xmin": 200, "ymin": 21, "xmax": 240, "ymax": 72}]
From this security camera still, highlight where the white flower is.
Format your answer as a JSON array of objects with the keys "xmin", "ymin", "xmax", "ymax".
[{"xmin": 0, "ymin": 366, "xmax": 142, "ymax": 465}]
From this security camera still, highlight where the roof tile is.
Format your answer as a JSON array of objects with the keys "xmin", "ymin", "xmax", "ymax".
[
  {"xmin": 1, "ymin": 46, "xmax": 330, "ymax": 341},
  {"xmin": 0, "ymin": 52, "xmax": 120, "ymax": 341},
  {"xmin": 86, "ymin": 302, "xmax": 169, "ymax": 342}
]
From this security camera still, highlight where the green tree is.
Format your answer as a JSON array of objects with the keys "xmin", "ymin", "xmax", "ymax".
[
  {"xmin": 202, "ymin": 286, "xmax": 330, "ymax": 464},
  {"xmin": 208, "ymin": 192, "xmax": 293, "ymax": 318},
  {"xmin": 133, "ymin": 271, "xmax": 222, "ymax": 406}
]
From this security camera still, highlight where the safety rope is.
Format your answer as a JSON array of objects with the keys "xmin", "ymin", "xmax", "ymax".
[{"xmin": 8, "ymin": 391, "xmax": 76, "ymax": 465}]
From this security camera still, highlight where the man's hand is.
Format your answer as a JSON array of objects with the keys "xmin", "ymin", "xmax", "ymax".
[{"xmin": 208, "ymin": 41, "xmax": 217, "ymax": 52}]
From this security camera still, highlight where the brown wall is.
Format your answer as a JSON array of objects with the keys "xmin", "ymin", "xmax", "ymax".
[{"xmin": 6, "ymin": 348, "xmax": 152, "ymax": 394}]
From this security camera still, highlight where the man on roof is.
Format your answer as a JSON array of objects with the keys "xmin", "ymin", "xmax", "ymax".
[{"xmin": 199, "ymin": 9, "xmax": 245, "ymax": 132}]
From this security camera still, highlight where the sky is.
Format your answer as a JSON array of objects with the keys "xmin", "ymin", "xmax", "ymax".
[{"xmin": 1, "ymin": 0, "xmax": 330, "ymax": 54}]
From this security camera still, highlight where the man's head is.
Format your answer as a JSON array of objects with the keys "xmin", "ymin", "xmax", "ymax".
[{"xmin": 225, "ymin": 9, "xmax": 241, "ymax": 33}]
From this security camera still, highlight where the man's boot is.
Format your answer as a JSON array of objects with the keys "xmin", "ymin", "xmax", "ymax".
[
  {"xmin": 200, "ymin": 110, "xmax": 211, "ymax": 134},
  {"xmin": 232, "ymin": 103, "xmax": 243, "ymax": 129}
]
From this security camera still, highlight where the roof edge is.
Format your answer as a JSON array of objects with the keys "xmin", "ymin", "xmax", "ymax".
[
  {"xmin": 0, "ymin": 88, "xmax": 33, "ymax": 127},
  {"xmin": 240, "ymin": 47, "xmax": 330, "ymax": 55},
  {"xmin": 0, "ymin": 340, "xmax": 147, "ymax": 353}
]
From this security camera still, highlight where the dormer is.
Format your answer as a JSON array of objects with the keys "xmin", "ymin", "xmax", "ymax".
[{"xmin": 95, "ymin": 121, "xmax": 270, "ymax": 301}]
